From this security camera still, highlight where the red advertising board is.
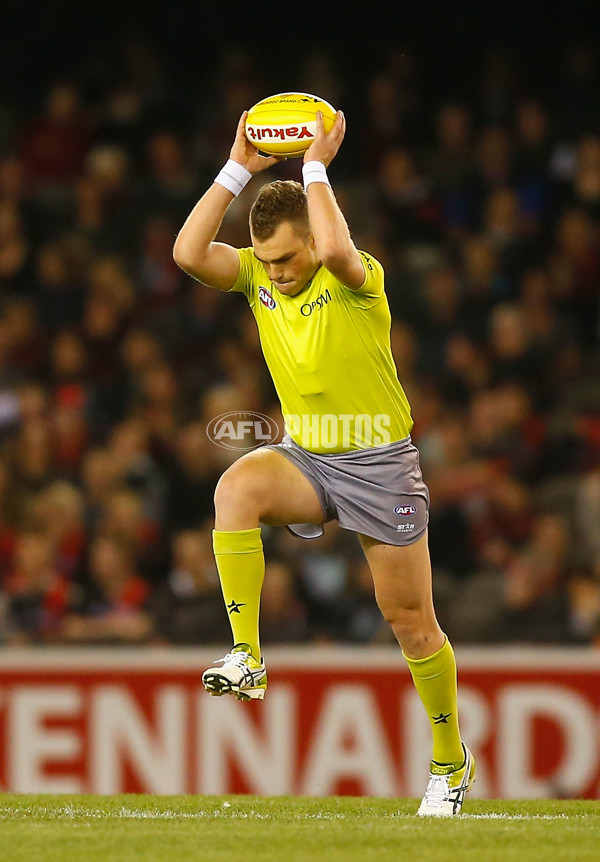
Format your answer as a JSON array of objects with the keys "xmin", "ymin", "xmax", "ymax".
[{"xmin": 0, "ymin": 647, "xmax": 599, "ymax": 798}]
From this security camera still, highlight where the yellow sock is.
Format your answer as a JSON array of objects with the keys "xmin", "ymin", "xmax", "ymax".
[
  {"xmin": 212, "ymin": 528, "xmax": 264, "ymax": 660},
  {"xmin": 404, "ymin": 636, "xmax": 464, "ymax": 766}
]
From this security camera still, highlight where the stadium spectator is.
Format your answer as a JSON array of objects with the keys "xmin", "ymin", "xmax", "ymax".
[
  {"xmin": 258, "ymin": 559, "xmax": 309, "ymax": 645},
  {"xmin": 148, "ymin": 524, "xmax": 230, "ymax": 644},
  {"xmin": 2, "ymin": 529, "xmax": 71, "ymax": 644},
  {"xmin": 19, "ymin": 81, "xmax": 91, "ymax": 190},
  {"xmin": 60, "ymin": 533, "xmax": 154, "ymax": 644}
]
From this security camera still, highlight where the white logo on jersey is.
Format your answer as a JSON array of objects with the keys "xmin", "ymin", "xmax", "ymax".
[{"xmin": 259, "ymin": 286, "xmax": 277, "ymax": 309}]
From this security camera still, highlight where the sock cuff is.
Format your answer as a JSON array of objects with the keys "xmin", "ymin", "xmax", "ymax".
[
  {"xmin": 212, "ymin": 527, "xmax": 263, "ymax": 555},
  {"xmin": 403, "ymin": 635, "xmax": 455, "ymax": 680}
]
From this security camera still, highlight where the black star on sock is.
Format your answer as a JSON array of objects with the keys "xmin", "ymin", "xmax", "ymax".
[
  {"xmin": 432, "ymin": 712, "xmax": 452, "ymax": 724},
  {"xmin": 227, "ymin": 600, "xmax": 246, "ymax": 615}
]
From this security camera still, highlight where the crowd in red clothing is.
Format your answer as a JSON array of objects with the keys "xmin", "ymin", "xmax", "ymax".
[{"xmin": 1, "ymin": 32, "xmax": 600, "ymax": 646}]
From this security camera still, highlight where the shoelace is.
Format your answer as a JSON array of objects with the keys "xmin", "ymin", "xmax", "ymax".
[
  {"xmin": 423, "ymin": 775, "xmax": 450, "ymax": 806},
  {"xmin": 217, "ymin": 650, "xmax": 252, "ymax": 667}
]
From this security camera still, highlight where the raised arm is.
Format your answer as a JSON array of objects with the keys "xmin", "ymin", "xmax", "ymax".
[
  {"xmin": 302, "ymin": 111, "xmax": 366, "ymax": 290},
  {"xmin": 173, "ymin": 113, "xmax": 282, "ymax": 290}
]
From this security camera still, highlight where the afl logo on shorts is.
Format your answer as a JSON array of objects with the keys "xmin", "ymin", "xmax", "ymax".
[
  {"xmin": 259, "ymin": 286, "xmax": 277, "ymax": 309},
  {"xmin": 394, "ymin": 504, "xmax": 417, "ymax": 516}
]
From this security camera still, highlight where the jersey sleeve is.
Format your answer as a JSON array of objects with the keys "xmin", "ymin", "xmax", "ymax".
[
  {"xmin": 229, "ymin": 247, "xmax": 257, "ymax": 306},
  {"xmin": 345, "ymin": 250, "xmax": 385, "ymax": 308}
]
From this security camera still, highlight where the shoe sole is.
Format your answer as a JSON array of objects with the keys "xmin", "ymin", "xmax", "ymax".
[{"xmin": 202, "ymin": 671, "xmax": 267, "ymax": 701}]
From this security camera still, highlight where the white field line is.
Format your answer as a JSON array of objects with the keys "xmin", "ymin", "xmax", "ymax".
[
  {"xmin": 0, "ymin": 805, "xmax": 590, "ymax": 822},
  {"xmin": 462, "ymin": 813, "xmax": 577, "ymax": 820}
]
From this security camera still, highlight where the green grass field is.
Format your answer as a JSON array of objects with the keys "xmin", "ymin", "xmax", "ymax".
[{"xmin": 0, "ymin": 794, "xmax": 597, "ymax": 862}]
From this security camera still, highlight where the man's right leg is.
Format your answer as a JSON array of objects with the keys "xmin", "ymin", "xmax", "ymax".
[{"xmin": 202, "ymin": 448, "xmax": 324, "ymax": 700}]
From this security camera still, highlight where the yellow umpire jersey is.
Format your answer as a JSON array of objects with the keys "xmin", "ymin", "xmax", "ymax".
[{"xmin": 230, "ymin": 247, "xmax": 413, "ymax": 453}]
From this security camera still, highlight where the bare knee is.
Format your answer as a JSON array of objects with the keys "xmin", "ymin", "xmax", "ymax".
[
  {"xmin": 214, "ymin": 457, "xmax": 269, "ymax": 530},
  {"xmin": 378, "ymin": 604, "xmax": 443, "ymax": 658}
]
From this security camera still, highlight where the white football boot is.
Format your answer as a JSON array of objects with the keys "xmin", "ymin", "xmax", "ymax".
[
  {"xmin": 202, "ymin": 643, "xmax": 267, "ymax": 701},
  {"xmin": 417, "ymin": 743, "xmax": 476, "ymax": 816}
]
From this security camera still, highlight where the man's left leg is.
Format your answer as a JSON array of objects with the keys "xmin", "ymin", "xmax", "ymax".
[{"xmin": 359, "ymin": 531, "xmax": 475, "ymax": 815}]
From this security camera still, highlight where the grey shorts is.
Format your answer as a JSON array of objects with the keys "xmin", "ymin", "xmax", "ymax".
[{"xmin": 264, "ymin": 435, "xmax": 430, "ymax": 546}]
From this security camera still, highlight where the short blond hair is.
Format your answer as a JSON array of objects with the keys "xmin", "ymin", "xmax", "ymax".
[{"xmin": 249, "ymin": 180, "xmax": 310, "ymax": 241}]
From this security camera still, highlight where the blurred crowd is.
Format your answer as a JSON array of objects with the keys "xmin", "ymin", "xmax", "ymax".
[{"xmin": 1, "ymin": 33, "xmax": 600, "ymax": 648}]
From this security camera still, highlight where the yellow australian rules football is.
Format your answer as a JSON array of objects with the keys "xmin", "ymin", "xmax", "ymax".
[{"xmin": 245, "ymin": 92, "xmax": 337, "ymax": 158}]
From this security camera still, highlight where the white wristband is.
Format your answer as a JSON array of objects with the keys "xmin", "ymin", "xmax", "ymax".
[
  {"xmin": 214, "ymin": 159, "xmax": 252, "ymax": 196},
  {"xmin": 302, "ymin": 160, "xmax": 331, "ymax": 189}
]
